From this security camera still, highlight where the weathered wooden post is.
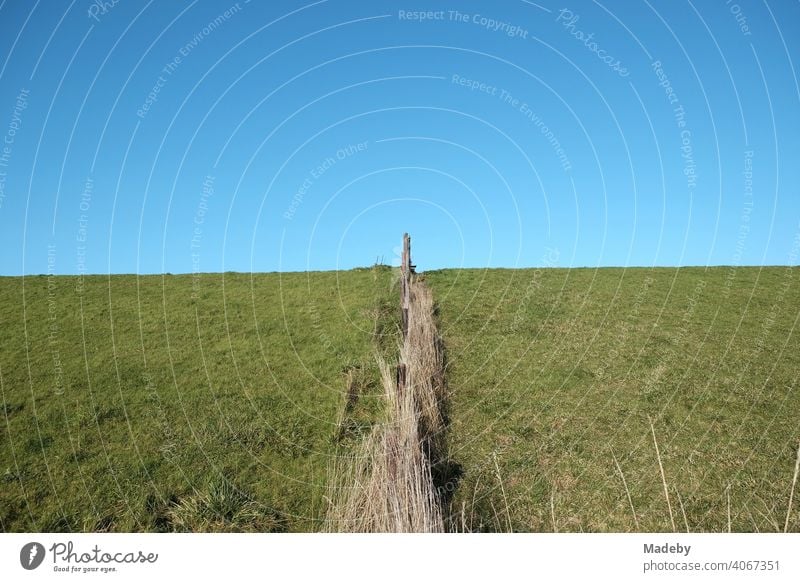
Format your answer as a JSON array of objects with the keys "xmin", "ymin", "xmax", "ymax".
[
  {"xmin": 400, "ymin": 233, "xmax": 411, "ymax": 339},
  {"xmin": 397, "ymin": 233, "xmax": 413, "ymax": 396},
  {"xmin": 396, "ymin": 362, "xmax": 407, "ymax": 397}
]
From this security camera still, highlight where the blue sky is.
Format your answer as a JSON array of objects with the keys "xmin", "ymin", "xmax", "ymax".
[{"xmin": 0, "ymin": 0, "xmax": 798, "ymax": 275}]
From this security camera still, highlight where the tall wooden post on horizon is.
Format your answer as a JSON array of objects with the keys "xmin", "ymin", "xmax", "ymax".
[
  {"xmin": 397, "ymin": 233, "xmax": 413, "ymax": 394},
  {"xmin": 400, "ymin": 232, "xmax": 411, "ymax": 340}
]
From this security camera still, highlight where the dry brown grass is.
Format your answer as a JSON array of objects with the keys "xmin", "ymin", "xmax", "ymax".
[
  {"xmin": 612, "ymin": 450, "xmax": 639, "ymax": 531},
  {"xmin": 649, "ymin": 416, "xmax": 676, "ymax": 532},
  {"xmin": 785, "ymin": 440, "xmax": 800, "ymax": 533},
  {"xmin": 325, "ymin": 279, "xmax": 448, "ymax": 532},
  {"xmin": 401, "ymin": 282, "xmax": 448, "ymax": 456}
]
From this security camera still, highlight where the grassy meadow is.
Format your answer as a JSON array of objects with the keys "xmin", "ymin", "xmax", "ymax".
[
  {"xmin": 0, "ymin": 268, "xmax": 397, "ymax": 532},
  {"xmin": 1, "ymin": 266, "xmax": 799, "ymax": 532},
  {"xmin": 424, "ymin": 266, "xmax": 800, "ymax": 532}
]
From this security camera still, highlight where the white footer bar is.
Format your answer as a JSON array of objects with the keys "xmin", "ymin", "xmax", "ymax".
[{"xmin": 1, "ymin": 533, "xmax": 798, "ymax": 581}]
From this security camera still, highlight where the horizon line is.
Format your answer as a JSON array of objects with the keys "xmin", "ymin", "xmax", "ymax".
[{"xmin": 1, "ymin": 263, "xmax": 797, "ymax": 278}]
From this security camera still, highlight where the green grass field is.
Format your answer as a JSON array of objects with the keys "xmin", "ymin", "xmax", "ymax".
[
  {"xmin": 2, "ymin": 266, "xmax": 799, "ymax": 532},
  {"xmin": 424, "ymin": 267, "xmax": 800, "ymax": 532},
  {"xmin": 0, "ymin": 268, "xmax": 396, "ymax": 532}
]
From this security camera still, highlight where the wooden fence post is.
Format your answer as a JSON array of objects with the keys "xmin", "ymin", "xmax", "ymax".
[
  {"xmin": 396, "ymin": 363, "xmax": 407, "ymax": 396},
  {"xmin": 400, "ymin": 233, "xmax": 411, "ymax": 339},
  {"xmin": 398, "ymin": 233, "xmax": 413, "ymax": 396}
]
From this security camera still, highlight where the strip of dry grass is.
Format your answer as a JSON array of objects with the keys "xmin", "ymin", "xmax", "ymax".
[{"xmin": 325, "ymin": 279, "xmax": 448, "ymax": 532}]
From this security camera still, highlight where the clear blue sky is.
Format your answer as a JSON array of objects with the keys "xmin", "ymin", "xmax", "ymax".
[{"xmin": 0, "ymin": 0, "xmax": 798, "ymax": 275}]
